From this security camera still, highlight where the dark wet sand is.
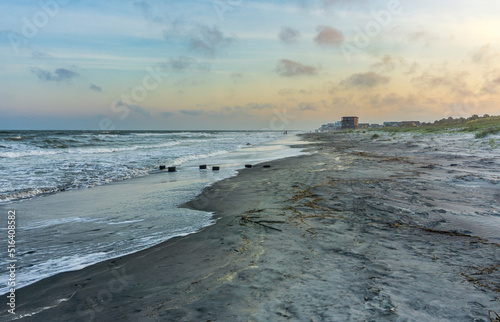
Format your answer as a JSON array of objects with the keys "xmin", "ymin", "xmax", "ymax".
[{"xmin": 7, "ymin": 132, "xmax": 500, "ymax": 321}]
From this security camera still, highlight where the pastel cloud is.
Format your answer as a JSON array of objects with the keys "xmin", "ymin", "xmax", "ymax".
[
  {"xmin": 341, "ymin": 72, "xmax": 390, "ymax": 88},
  {"xmin": 276, "ymin": 59, "xmax": 318, "ymax": 77},
  {"xmin": 314, "ymin": 25, "xmax": 344, "ymax": 46}
]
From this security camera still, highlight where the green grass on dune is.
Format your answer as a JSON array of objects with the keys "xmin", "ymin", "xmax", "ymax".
[{"xmin": 366, "ymin": 115, "xmax": 500, "ymax": 138}]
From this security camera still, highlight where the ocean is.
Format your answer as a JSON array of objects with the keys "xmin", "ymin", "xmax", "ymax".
[{"xmin": 0, "ymin": 130, "xmax": 306, "ymax": 294}]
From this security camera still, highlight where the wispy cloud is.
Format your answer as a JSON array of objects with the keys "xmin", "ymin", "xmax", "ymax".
[
  {"xmin": 247, "ymin": 103, "xmax": 276, "ymax": 110},
  {"xmin": 298, "ymin": 102, "xmax": 318, "ymax": 111},
  {"xmin": 115, "ymin": 101, "xmax": 150, "ymax": 117},
  {"xmin": 189, "ymin": 25, "xmax": 234, "ymax": 57},
  {"xmin": 134, "ymin": 0, "xmax": 164, "ymax": 23},
  {"xmin": 370, "ymin": 54, "xmax": 396, "ymax": 72},
  {"xmin": 180, "ymin": 109, "xmax": 204, "ymax": 116},
  {"xmin": 89, "ymin": 83, "xmax": 102, "ymax": 92},
  {"xmin": 31, "ymin": 51, "xmax": 52, "ymax": 58},
  {"xmin": 31, "ymin": 68, "xmax": 79, "ymax": 82},
  {"xmin": 169, "ymin": 56, "xmax": 197, "ymax": 71},
  {"xmin": 276, "ymin": 59, "xmax": 318, "ymax": 77},
  {"xmin": 341, "ymin": 72, "xmax": 390, "ymax": 88},
  {"xmin": 279, "ymin": 26, "xmax": 301, "ymax": 43},
  {"xmin": 407, "ymin": 30, "xmax": 440, "ymax": 47},
  {"xmin": 471, "ymin": 44, "xmax": 498, "ymax": 64},
  {"xmin": 411, "ymin": 69, "xmax": 470, "ymax": 94}
]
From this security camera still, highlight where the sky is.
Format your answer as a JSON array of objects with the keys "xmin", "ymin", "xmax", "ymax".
[{"xmin": 1, "ymin": 0, "xmax": 500, "ymax": 130}]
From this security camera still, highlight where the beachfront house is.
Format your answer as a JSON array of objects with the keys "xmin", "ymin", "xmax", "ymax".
[
  {"xmin": 383, "ymin": 121, "xmax": 402, "ymax": 127},
  {"xmin": 341, "ymin": 116, "xmax": 359, "ymax": 129},
  {"xmin": 358, "ymin": 123, "xmax": 370, "ymax": 129},
  {"xmin": 319, "ymin": 121, "xmax": 342, "ymax": 132}
]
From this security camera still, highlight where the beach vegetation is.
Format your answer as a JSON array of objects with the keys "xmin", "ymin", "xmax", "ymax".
[
  {"xmin": 371, "ymin": 114, "xmax": 500, "ymax": 138},
  {"xmin": 489, "ymin": 138, "xmax": 498, "ymax": 149}
]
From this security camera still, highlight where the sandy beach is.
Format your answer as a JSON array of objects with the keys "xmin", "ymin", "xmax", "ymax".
[{"xmin": 7, "ymin": 132, "xmax": 500, "ymax": 321}]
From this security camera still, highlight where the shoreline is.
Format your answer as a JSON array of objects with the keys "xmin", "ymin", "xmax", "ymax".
[
  {"xmin": 6, "ymin": 132, "xmax": 500, "ymax": 321},
  {"xmin": 0, "ymin": 134, "xmax": 305, "ymax": 296}
]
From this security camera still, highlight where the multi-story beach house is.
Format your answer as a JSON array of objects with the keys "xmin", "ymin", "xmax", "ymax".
[{"xmin": 341, "ymin": 116, "xmax": 359, "ymax": 129}]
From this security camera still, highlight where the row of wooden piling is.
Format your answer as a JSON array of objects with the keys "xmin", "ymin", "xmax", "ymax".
[{"xmin": 158, "ymin": 164, "xmax": 271, "ymax": 172}]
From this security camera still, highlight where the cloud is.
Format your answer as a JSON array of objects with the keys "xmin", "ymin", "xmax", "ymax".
[
  {"xmin": 276, "ymin": 59, "xmax": 318, "ymax": 77},
  {"xmin": 314, "ymin": 25, "xmax": 344, "ymax": 46},
  {"xmin": 404, "ymin": 62, "xmax": 420, "ymax": 75},
  {"xmin": 129, "ymin": 104, "xmax": 150, "ymax": 117},
  {"xmin": 31, "ymin": 51, "xmax": 52, "ymax": 58},
  {"xmin": 407, "ymin": 30, "xmax": 440, "ymax": 47},
  {"xmin": 278, "ymin": 88, "xmax": 312, "ymax": 96},
  {"xmin": 247, "ymin": 103, "xmax": 276, "ymax": 110},
  {"xmin": 180, "ymin": 109, "xmax": 204, "ymax": 116},
  {"xmin": 89, "ymin": 83, "xmax": 102, "ymax": 92},
  {"xmin": 134, "ymin": 1, "xmax": 164, "ymax": 23},
  {"xmin": 189, "ymin": 25, "xmax": 234, "ymax": 57},
  {"xmin": 481, "ymin": 75, "xmax": 500, "ymax": 94},
  {"xmin": 31, "ymin": 68, "xmax": 79, "ymax": 82},
  {"xmin": 411, "ymin": 69, "xmax": 469, "ymax": 94},
  {"xmin": 162, "ymin": 19, "xmax": 185, "ymax": 40},
  {"xmin": 298, "ymin": 102, "xmax": 318, "ymax": 111},
  {"xmin": 322, "ymin": 0, "xmax": 363, "ymax": 8},
  {"xmin": 164, "ymin": 57, "xmax": 210, "ymax": 73},
  {"xmin": 368, "ymin": 93, "xmax": 422, "ymax": 113},
  {"xmin": 161, "ymin": 111, "xmax": 173, "ymax": 118},
  {"xmin": 134, "ymin": 1, "xmax": 150, "ymax": 16},
  {"xmin": 169, "ymin": 56, "xmax": 197, "ymax": 71},
  {"xmin": 370, "ymin": 54, "xmax": 396, "ymax": 72},
  {"xmin": 341, "ymin": 72, "xmax": 390, "ymax": 88},
  {"xmin": 115, "ymin": 101, "xmax": 150, "ymax": 117},
  {"xmin": 471, "ymin": 44, "xmax": 498, "ymax": 64},
  {"xmin": 279, "ymin": 26, "xmax": 300, "ymax": 43},
  {"xmin": 278, "ymin": 88, "xmax": 297, "ymax": 96}
]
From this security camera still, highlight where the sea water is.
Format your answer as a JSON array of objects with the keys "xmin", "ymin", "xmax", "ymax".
[{"xmin": 0, "ymin": 130, "xmax": 306, "ymax": 294}]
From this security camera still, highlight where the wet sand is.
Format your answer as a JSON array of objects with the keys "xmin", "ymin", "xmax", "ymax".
[{"xmin": 7, "ymin": 132, "xmax": 500, "ymax": 321}]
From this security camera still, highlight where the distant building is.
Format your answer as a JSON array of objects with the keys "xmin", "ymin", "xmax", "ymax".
[
  {"xmin": 341, "ymin": 116, "xmax": 359, "ymax": 129},
  {"xmin": 401, "ymin": 121, "xmax": 421, "ymax": 127},
  {"xmin": 358, "ymin": 123, "xmax": 370, "ymax": 129},
  {"xmin": 370, "ymin": 124, "xmax": 381, "ymax": 128},
  {"xmin": 319, "ymin": 121, "xmax": 341, "ymax": 132},
  {"xmin": 383, "ymin": 122, "xmax": 402, "ymax": 127}
]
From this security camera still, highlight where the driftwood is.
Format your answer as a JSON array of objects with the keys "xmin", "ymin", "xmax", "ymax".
[
  {"xmin": 239, "ymin": 209, "xmax": 284, "ymax": 231},
  {"xmin": 489, "ymin": 310, "xmax": 500, "ymax": 322}
]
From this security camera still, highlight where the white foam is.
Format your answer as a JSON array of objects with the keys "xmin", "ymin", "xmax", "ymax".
[
  {"xmin": 0, "ymin": 252, "xmax": 108, "ymax": 295},
  {"xmin": 18, "ymin": 217, "xmax": 102, "ymax": 231},
  {"xmin": 107, "ymin": 219, "xmax": 145, "ymax": 225},
  {"xmin": 13, "ymin": 292, "xmax": 76, "ymax": 320},
  {"xmin": 0, "ymin": 141, "xmax": 180, "ymax": 158},
  {"xmin": 171, "ymin": 150, "xmax": 230, "ymax": 166}
]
